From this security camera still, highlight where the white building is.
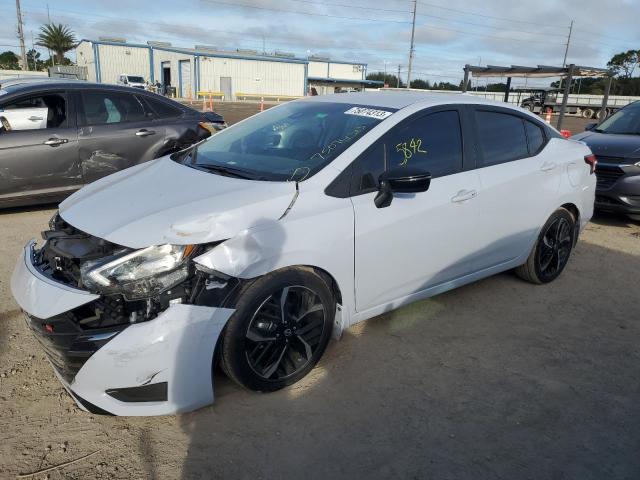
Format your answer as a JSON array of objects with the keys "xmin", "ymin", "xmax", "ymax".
[
  {"xmin": 307, "ymin": 56, "xmax": 382, "ymax": 94},
  {"xmin": 76, "ymin": 39, "xmax": 380, "ymax": 99}
]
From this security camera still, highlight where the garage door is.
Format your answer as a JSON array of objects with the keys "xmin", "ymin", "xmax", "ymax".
[{"xmin": 179, "ymin": 60, "xmax": 191, "ymax": 98}]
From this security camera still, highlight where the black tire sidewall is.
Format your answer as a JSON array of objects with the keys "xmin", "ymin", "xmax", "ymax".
[
  {"xmin": 221, "ymin": 268, "xmax": 335, "ymax": 392},
  {"xmin": 533, "ymin": 209, "xmax": 575, "ymax": 283}
]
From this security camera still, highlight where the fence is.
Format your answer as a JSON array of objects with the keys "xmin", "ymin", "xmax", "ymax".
[{"xmin": 377, "ymin": 87, "xmax": 640, "ymax": 108}]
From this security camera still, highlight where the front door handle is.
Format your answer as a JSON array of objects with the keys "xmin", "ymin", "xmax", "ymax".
[
  {"xmin": 540, "ymin": 161, "xmax": 557, "ymax": 172},
  {"xmin": 43, "ymin": 138, "xmax": 68, "ymax": 147},
  {"xmin": 135, "ymin": 129, "xmax": 155, "ymax": 137},
  {"xmin": 451, "ymin": 189, "xmax": 477, "ymax": 203},
  {"xmin": 28, "ymin": 116, "xmax": 44, "ymax": 121}
]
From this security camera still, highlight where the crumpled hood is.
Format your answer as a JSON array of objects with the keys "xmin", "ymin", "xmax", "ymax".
[
  {"xmin": 572, "ymin": 131, "xmax": 640, "ymax": 159},
  {"xmin": 59, "ymin": 157, "xmax": 297, "ymax": 248}
]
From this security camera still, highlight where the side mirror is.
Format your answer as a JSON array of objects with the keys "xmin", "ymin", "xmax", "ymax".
[
  {"xmin": 374, "ymin": 167, "xmax": 431, "ymax": 208},
  {"xmin": 585, "ymin": 122, "xmax": 597, "ymax": 131}
]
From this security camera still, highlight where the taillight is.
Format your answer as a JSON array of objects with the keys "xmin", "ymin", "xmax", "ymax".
[
  {"xmin": 560, "ymin": 129, "xmax": 572, "ymax": 138},
  {"xmin": 584, "ymin": 154, "xmax": 597, "ymax": 174}
]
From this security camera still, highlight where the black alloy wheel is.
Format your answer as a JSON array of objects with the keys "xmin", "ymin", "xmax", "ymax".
[
  {"xmin": 219, "ymin": 268, "xmax": 334, "ymax": 392},
  {"xmin": 537, "ymin": 216, "xmax": 573, "ymax": 279},
  {"xmin": 516, "ymin": 208, "xmax": 576, "ymax": 284},
  {"xmin": 245, "ymin": 286, "xmax": 325, "ymax": 381}
]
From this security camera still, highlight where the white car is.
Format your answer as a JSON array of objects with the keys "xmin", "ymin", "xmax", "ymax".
[
  {"xmin": 0, "ymin": 106, "xmax": 48, "ymax": 130},
  {"xmin": 11, "ymin": 92, "xmax": 596, "ymax": 416},
  {"xmin": 117, "ymin": 74, "xmax": 146, "ymax": 89}
]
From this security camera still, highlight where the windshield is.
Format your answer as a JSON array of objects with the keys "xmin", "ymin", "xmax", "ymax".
[
  {"xmin": 596, "ymin": 102, "xmax": 640, "ymax": 134},
  {"xmin": 127, "ymin": 76, "xmax": 145, "ymax": 83},
  {"xmin": 177, "ymin": 101, "xmax": 395, "ymax": 181}
]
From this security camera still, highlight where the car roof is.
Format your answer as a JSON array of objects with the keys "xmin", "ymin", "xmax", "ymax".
[
  {"xmin": 1, "ymin": 81, "xmax": 152, "ymax": 96},
  {"xmin": 301, "ymin": 90, "xmax": 517, "ymax": 109}
]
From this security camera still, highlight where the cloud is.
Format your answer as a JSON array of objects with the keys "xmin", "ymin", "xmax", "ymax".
[{"xmin": 5, "ymin": 0, "xmax": 638, "ymax": 84}]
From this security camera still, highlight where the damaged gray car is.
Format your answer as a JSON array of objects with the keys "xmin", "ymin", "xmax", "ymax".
[{"xmin": 0, "ymin": 81, "xmax": 225, "ymax": 208}]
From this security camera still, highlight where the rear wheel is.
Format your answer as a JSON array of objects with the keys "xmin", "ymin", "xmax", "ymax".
[
  {"xmin": 516, "ymin": 208, "xmax": 576, "ymax": 284},
  {"xmin": 628, "ymin": 214, "xmax": 640, "ymax": 223},
  {"xmin": 581, "ymin": 108, "xmax": 595, "ymax": 119},
  {"xmin": 220, "ymin": 268, "xmax": 334, "ymax": 392}
]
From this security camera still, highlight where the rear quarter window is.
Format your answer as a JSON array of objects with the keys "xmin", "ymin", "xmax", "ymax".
[
  {"xmin": 525, "ymin": 120, "xmax": 546, "ymax": 155},
  {"xmin": 143, "ymin": 96, "xmax": 183, "ymax": 119}
]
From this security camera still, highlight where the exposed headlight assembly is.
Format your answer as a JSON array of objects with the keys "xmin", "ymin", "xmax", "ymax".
[{"xmin": 80, "ymin": 244, "xmax": 194, "ymax": 300}]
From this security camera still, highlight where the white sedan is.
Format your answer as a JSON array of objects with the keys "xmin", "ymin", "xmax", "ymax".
[
  {"xmin": 0, "ymin": 106, "xmax": 48, "ymax": 130},
  {"xmin": 11, "ymin": 92, "xmax": 596, "ymax": 415}
]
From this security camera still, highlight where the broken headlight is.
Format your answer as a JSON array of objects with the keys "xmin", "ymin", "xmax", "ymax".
[{"xmin": 80, "ymin": 244, "xmax": 193, "ymax": 300}]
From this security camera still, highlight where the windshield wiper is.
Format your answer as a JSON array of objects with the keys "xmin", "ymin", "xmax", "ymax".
[{"xmin": 194, "ymin": 163, "xmax": 256, "ymax": 179}]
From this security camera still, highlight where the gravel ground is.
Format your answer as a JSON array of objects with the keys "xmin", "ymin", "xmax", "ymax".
[
  {"xmin": 0, "ymin": 107, "xmax": 638, "ymax": 479},
  {"xmin": 0, "ymin": 207, "xmax": 638, "ymax": 479}
]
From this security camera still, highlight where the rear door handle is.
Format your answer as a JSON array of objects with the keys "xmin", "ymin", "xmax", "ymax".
[
  {"xmin": 135, "ymin": 129, "xmax": 155, "ymax": 137},
  {"xmin": 28, "ymin": 116, "xmax": 44, "ymax": 121},
  {"xmin": 451, "ymin": 189, "xmax": 477, "ymax": 203},
  {"xmin": 43, "ymin": 138, "xmax": 68, "ymax": 147},
  {"xmin": 540, "ymin": 161, "xmax": 557, "ymax": 172}
]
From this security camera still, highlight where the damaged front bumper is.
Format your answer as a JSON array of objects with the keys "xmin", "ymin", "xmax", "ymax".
[{"xmin": 11, "ymin": 240, "xmax": 234, "ymax": 416}]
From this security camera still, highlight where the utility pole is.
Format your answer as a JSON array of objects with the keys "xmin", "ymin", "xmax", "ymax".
[
  {"xmin": 46, "ymin": 3, "xmax": 54, "ymax": 66},
  {"xmin": 562, "ymin": 20, "xmax": 573, "ymax": 67},
  {"xmin": 559, "ymin": 20, "xmax": 573, "ymax": 90},
  {"xmin": 15, "ymin": 0, "xmax": 28, "ymax": 71},
  {"xmin": 406, "ymin": 0, "xmax": 417, "ymax": 89},
  {"xmin": 397, "ymin": 64, "xmax": 401, "ymax": 88}
]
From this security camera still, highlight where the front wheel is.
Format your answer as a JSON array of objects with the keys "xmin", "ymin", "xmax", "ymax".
[
  {"xmin": 220, "ymin": 268, "xmax": 335, "ymax": 392},
  {"xmin": 516, "ymin": 208, "xmax": 576, "ymax": 284}
]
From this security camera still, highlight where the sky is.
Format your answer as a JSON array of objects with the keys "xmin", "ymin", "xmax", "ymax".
[{"xmin": 3, "ymin": 0, "xmax": 640, "ymax": 87}]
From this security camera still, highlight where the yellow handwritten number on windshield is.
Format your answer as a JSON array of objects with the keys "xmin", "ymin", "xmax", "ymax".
[{"xmin": 396, "ymin": 138, "xmax": 427, "ymax": 165}]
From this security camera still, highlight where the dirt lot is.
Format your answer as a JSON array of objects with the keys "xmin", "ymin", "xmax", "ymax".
[{"xmin": 1, "ymin": 106, "xmax": 639, "ymax": 479}]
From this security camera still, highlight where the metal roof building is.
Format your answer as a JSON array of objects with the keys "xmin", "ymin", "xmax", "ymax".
[{"xmin": 76, "ymin": 39, "xmax": 379, "ymax": 100}]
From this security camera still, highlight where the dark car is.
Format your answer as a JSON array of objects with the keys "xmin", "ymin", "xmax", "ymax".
[
  {"xmin": 572, "ymin": 101, "xmax": 640, "ymax": 221},
  {"xmin": 0, "ymin": 81, "xmax": 224, "ymax": 208}
]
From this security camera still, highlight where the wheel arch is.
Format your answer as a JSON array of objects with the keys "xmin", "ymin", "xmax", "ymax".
[{"xmin": 559, "ymin": 202, "xmax": 581, "ymax": 246}]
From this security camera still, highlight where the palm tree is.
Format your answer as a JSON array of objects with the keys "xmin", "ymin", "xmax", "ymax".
[{"xmin": 36, "ymin": 24, "xmax": 76, "ymax": 64}]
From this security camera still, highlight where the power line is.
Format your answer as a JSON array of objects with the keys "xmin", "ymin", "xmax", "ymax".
[
  {"xmin": 416, "ymin": 0, "xmax": 567, "ymax": 29},
  {"xmin": 201, "ymin": 0, "xmax": 566, "ymax": 46},
  {"xmin": 416, "ymin": 11, "xmax": 567, "ymax": 38},
  {"xmin": 282, "ymin": 0, "xmax": 568, "ymax": 39},
  {"xmin": 202, "ymin": 0, "xmax": 412, "ymax": 24},
  {"xmin": 280, "ymin": 0, "xmax": 411, "ymax": 16}
]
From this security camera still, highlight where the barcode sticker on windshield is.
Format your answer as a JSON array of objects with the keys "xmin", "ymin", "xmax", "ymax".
[{"xmin": 344, "ymin": 107, "xmax": 392, "ymax": 120}]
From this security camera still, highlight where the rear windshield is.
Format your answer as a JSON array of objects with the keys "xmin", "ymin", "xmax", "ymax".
[
  {"xmin": 596, "ymin": 102, "xmax": 640, "ymax": 135},
  {"xmin": 127, "ymin": 76, "xmax": 145, "ymax": 83},
  {"xmin": 178, "ymin": 101, "xmax": 396, "ymax": 181}
]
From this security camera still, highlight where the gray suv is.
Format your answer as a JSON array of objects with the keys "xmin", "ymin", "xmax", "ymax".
[{"xmin": 0, "ymin": 81, "xmax": 224, "ymax": 208}]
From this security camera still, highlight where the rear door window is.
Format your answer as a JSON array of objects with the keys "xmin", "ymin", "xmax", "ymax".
[
  {"xmin": 80, "ymin": 91, "xmax": 148, "ymax": 126},
  {"xmin": 475, "ymin": 110, "xmax": 528, "ymax": 166}
]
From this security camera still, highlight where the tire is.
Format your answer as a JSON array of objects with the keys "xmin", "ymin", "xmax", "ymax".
[
  {"xmin": 220, "ymin": 267, "xmax": 335, "ymax": 392},
  {"xmin": 516, "ymin": 208, "xmax": 576, "ymax": 284},
  {"xmin": 628, "ymin": 214, "xmax": 640, "ymax": 222},
  {"xmin": 581, "ymin": 108, "xmax": 595, "ymax": 119}
]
